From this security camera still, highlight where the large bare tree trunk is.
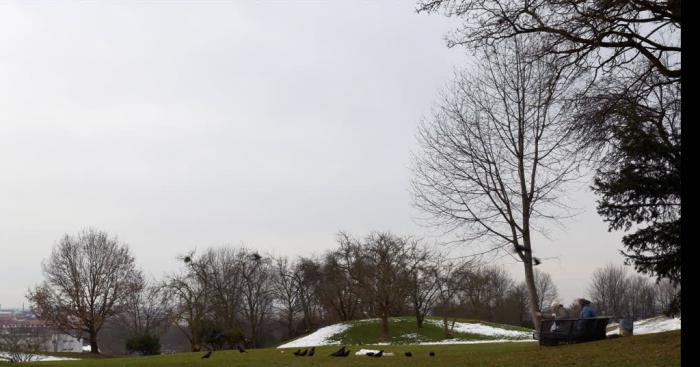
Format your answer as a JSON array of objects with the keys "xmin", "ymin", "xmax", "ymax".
[
  {"xmin": 379, "ymin": 314, "xmax": 390, "ymax": 341},
  {"xmin": 89, "ymin": 329, "xmax": 99, "ymax": 355},
  {"xmin": 523, "ymin": 258, "xmax": 541, "ymax": 331}
]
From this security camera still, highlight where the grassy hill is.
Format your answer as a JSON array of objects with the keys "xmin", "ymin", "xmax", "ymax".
[
  {"xmin": 282, "ymin": 316, "xmax": 532, "ymax": 346},
  {"xmin": 8, "ymin": 330, "xmax": 679, "ymax": 367}
]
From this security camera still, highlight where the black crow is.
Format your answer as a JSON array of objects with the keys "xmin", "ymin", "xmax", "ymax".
[
  {"xmin": 373, "ymin": 350, "xmax": 384, "ymax": 357},
  {"xmin": 237, "ymin": 344, "xmax": 247, "ymax": 353},
  {"xmin": 429, "ymin": 351, "xmax": 436, "ymax": 357},
  {"xmin": 365, "ymin": 352, "xmax": 375, "ymax": 357},
  {"xmin": 514, "ymin": 245, "xmax": 531, "ymax": 253},
  {"xmin": 533, "ymin": 257, "xmax": 541, "ymax": 266},
  {"xmin": 307, "ymin": 347, "xmax": 315, "ymax": 356},
  {"xmin": 342, "ymin": 349, "xmax": 350, "ymax": 357},
  {"xmin": 330, "ymin": 346, "xmax": 346, "ymax": 357},
  {"xmin": 201, "ymin": 350, "xmax": 212, "ymax": 359},
  {"xmin": 249, "ymin": 252, "xmax": 262, "ymax": 261},
  {"xmin": 404, "ymin": 351, "xmax": 412, "ymax": 357},
  {"xmin": 293, "ymin": 349, "xmax": 301, "ymax": 356},
  {"xmin": 299, "ymin": 349, "xmax": 308, "ymax": 356}
]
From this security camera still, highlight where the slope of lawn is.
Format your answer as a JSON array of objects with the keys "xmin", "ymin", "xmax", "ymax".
[
  {"xmin": 278, "ymin": 316, "xmax": 532, "ymax": 348},
  {"xmin": 327, "ymin": 316, "xmax": 532, "ymax": 345},
  {"xmin": 18, "ymin": 330, "xmax": 680, "ymax": 367}
]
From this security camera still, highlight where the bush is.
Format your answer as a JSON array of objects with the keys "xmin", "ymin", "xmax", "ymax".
[{"xmin": 126, "ymin": 334, "xmax": 161, "ymax": 355}]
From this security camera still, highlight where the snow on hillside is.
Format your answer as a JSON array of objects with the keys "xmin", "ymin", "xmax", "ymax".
[
  {"xmin": 277, "ymin": 318, "xmax": 532, "ymax": 348},
  {"xmin": 607, "ymin": 316, "xmax": 681, "ymax": 336},
  {"xmin": 277, "ymin": 323, "xmax": 350, "ymax": 348},
  {"xmin": 416, "ymin": 338, "xmax": 535, "ymax": 345},
  {"xmin": 425, "ymin": 319, "xmax": 531, "ymax": 339}
]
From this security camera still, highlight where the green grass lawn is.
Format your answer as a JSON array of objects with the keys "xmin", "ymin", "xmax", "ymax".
[{"xmin": 14, "ymin": 331, "xmax": 680, "ymax": 367}]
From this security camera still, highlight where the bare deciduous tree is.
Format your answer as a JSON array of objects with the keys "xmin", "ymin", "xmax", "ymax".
[
  {"xmin": 272, "ymin": 257, "xmax": 300, "ymax": 338},
  {"xmin": 588, "ymin": 263, "xmax": 630, "ymax": 318},
  {"xmin": 417, "ymin": 0, "xmax": 682, "ymax": 300},
  {"xmin": 118, "ymin": 281, "xmax": 174, "ymax": 338},
  {"xmin": 412, "ymin": 36, "xmax": 580, "ymax": 329},
  {"xmin": 654, "ymin": 278, "xmax": 680, "ymax": 316},
  {"xmin": 165, "ymin": 251, "xmax": 211, "ymax": 352},
  {"xmin": 339, "ymin": 232, "xmax": 427, "ymax": 341},
  {"xmin": 293, "ymin": 257, "xmax": 323, "ymax": 332},
  {"xmin": 407, "ymin": 252, "xmax": 440, "ymax": 328},
  {"xmin": 27, "ymin": 228, "xmax": 143, "ymax": 354},
  {"xmin": 238, "ymin": 251, "xmax": 276, "ymax": 348},
  {"xmin": 626, "ymin": 274, "xmax": 656, "ymax": 320},
  {"xmin": 204, "ymin": 248, "xmax": 246, "ymax": 346},
  {"xmin": 318, "ymin": 249, "xmax": 361, "ymax": 323},
  {"xmin": 462, "ymin": 266, "xmax": 512, "ymax": 322},
  {"xmin": 533, "ymin": 270, "xmax": 559, "ymax": 312},
  {"xmin": 433, "ymin": 258, "xmax": 475, "ymax": 337},
  {"xmin": 416, "ymin": 0, "xmax": 680, "ymax": 80}
]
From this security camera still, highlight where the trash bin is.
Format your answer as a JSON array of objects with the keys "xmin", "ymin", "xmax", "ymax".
[{"xmin": 619, "ymin": 319, "xmax": 634, "ymax": 336}]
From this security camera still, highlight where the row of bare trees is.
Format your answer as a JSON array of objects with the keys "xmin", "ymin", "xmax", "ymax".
[
  {"xmin": 26, "ymin": 228, "xmax": 565, "ymax": 354},
  {"xmin": 587, "ymin": 263, "xmax": 678, "ymax": 320},
  {"xmin": 161, "ymin": 231, "xmax": 567, "ymax": 348}
]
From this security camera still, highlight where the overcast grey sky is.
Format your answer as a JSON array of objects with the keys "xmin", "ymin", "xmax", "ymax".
[{"xmin": 0, "ymin": 1, "xmax": 631, "ymax": 309}]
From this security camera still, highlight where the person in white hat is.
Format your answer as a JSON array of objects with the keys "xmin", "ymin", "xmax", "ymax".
[{"xmin": 536, "ymin": 302, "xmax": 570, "ymax": 320}]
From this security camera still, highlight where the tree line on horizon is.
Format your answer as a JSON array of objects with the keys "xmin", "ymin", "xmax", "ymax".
[{"xmin": 19, "ymin": 228, "xmax": 677, "ymax": 356}]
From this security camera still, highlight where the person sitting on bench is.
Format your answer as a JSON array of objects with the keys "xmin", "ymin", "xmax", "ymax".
[
  {"xmin": 536, "ymin": 302, "xmax": 570, "ymax": 333},
  {"xmin": 574, "ymin": 298, "xmax": 596, "ymax": 333}
]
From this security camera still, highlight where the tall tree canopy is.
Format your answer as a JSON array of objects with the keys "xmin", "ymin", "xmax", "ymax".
[
  {"xmin": 417, "ymin": 0, "xmax": 682, "ymax": 305},
  {"xmin": 412, "ymin": 36, "xmax": 580, "ymax": 328},
  {"xmin": 28, "ymin": 228, "xmax": 143, "ymax": 354}
]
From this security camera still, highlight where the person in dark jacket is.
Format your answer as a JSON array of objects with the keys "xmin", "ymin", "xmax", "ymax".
[
  {"xmin": 575, "ymin": 298, "xmax": 597, "ymax": 333},
  {"xmin": 577, "ymin": 298, "xmax": 596, "ymax": 318}
]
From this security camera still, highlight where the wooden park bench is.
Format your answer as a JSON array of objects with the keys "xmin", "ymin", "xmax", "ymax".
[{"xmin": 534, "ymin": 316, "xmax": 613, "ymax": 346}]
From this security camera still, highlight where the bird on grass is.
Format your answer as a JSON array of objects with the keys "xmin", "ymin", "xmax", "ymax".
[
  {"xmin": 299, "ymin": 349, "xmax": 308, "ymax": 356},
  {"xmin": 330, "ymin": 346, "xmax": 346, "ymax": 357},
  {"xmin": 365, "ymin": 352, "xmax": 375, "ymax": 357},
  {"xmin": 237, "ymin": 344, "xmax": 247, "ymax": 353},
  {"xmin": 307, "ymin": 347, "xmax": 315, "ymax": 356},
  {"xmin": 293, "ymin": 349, "xmax": 302, "ymax": 356},
  {"xmin": 342, "ymin": 349, "xmax": 350, "ymax": 357},
  {"xmin": 201, "ymin": 350, "xmax": 212, "ymax": 359},
  {"xmin": 429, "ymin": 351, "xmax": 436, "ymax": 357},
  {"xmin": 404, "ymin": 351, "xmax": 412, "ymax": 357},
  {"xmin": 373, "ymin": 350, "xmax": 384, "ymax": 358}
]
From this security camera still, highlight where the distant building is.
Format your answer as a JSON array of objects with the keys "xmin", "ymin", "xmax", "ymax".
[{"xmin": 0, "ymin": 310, "xmax": 84, "ymax": 353}]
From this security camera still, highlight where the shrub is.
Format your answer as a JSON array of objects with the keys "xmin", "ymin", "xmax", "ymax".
[{"xmin": 125, "ymin": 334, "xmax": 161, "ymax": 355}]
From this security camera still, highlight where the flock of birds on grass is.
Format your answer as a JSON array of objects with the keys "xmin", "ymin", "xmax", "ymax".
[{"xmin": 200, "ymin": 345, "xmax": 437, "ymax": 359}]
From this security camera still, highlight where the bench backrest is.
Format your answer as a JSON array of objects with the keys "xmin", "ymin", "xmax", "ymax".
[{"xmin": 539, "ymin": 316, "xmax": 612, "ymax": 341}]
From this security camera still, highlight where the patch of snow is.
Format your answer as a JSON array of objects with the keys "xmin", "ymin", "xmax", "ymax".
[
  {"xmin": 277, "ymin": 323, "xmax": 351, "ymax": 348},
  {"xmin": 607, "ymin": 316, "xmax": 681, "ymax": 336},
  {"xmin": 401, "ymin": 333, "xmax": 422, "ymax": 340},
  {"xmin": 426, "ymin": 320, "xmax": 531, "ymax": 339},
  {"xmin": 34, "ymin": 355, "xmax": 81, "ymax": 362},
  {"xmin": 417, "ymin": 338, "xmax": 536, "ymax": 345},
  {"xmin": 82, "ymin": 345, "xmax": 92, "ymax": 352},
  {"xmin": 0, "ymin": 352, "xmax": 80, "ymax": 362},
  {"xmin": 354, "ymin": 349, "xmax": 394, "ymax": 356}
]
